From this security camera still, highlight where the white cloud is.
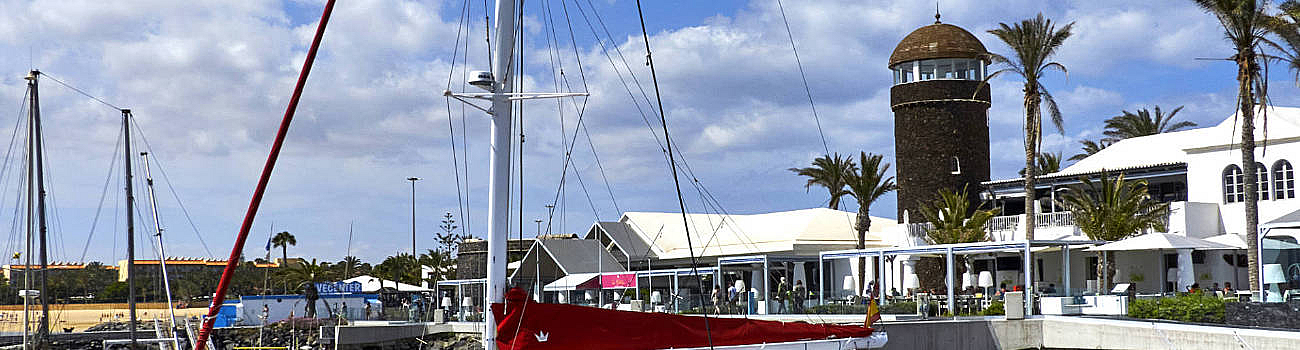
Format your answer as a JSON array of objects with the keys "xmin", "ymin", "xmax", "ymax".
[{"xmin": 0, "ymin": 0, "xmax": 1255, "ymax": 263}]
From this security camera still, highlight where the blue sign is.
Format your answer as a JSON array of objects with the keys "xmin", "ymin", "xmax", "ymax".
[{"xmin": 315, "ymin": 281, "xmax": 363, "ymax": 294}]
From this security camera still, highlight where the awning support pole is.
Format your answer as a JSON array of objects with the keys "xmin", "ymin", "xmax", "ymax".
[{"xmin": 945, "ymin": 248, "xmax": 955, "ymax": 315}]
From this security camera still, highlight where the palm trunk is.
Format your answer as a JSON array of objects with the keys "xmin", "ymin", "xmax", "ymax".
[
  {"xmin": 856, "ymin": 210, "xmax": 870, "ymax": 299},
  {"xmin": 1023, "ymin": 88, "xmax": 1040, "ymax": 294},
  {"xmin": 1023, "ymin": 88, "xmax": 1040, "ymax": 241},
  {"xmin": 1238, "ymin": 51, "xmax": 1261, "ymax": 292}
]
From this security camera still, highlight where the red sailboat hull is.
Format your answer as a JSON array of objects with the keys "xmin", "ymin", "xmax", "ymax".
[{"xmin": 493, "ymin": 288, "xmax": 873, "ymax": 350}]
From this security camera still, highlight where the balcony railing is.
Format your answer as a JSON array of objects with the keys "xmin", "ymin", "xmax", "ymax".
[{"xmin": 984, "ymin": 205, "xmax": 1173, "ymax": 233}]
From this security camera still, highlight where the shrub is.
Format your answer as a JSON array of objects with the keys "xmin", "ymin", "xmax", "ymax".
[
  {"xmin": 1127, "ymin": 293, "xmax": 1225, "ymax": 324},
  {"xmin": 980, "ymin": 301, "xmax": 1004, "ymax": 316}
]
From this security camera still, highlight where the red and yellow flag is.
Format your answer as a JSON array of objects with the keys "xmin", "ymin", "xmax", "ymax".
[{"xmin": 865, "ymin": 298, "xmax": 881, "ymax": 328}]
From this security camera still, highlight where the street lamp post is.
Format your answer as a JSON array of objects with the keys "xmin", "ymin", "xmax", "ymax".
[{"xmin": 407, "ymin": 177, "xmax": 420, "ymax": 257}]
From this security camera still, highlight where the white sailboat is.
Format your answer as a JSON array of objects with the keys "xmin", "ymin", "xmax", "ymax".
[{"xmin": 445, "ymin": 1, "xmax": 888, "ymax": 349}]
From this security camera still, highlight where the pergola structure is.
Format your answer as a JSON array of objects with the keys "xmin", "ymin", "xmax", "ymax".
[
  {"xmin": 820, "ymin": 240, "xmax": 1103, "ymax": 316},
  {"xmin": 435, "ymin": 278, "xmax": 485, "ymax": 322},
  {"xmin": 636, "ymin": 267, "xmax": 718, "ymax": 312},
  {"xmin": 714, "ymin": 255, "xmax": 820, "ymax": 313}
]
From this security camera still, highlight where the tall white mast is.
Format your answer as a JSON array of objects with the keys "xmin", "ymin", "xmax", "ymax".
[
  {"xmin": 483, "ymin": 0, "xmax": 517, "ymax": 348},
  {"xmin": 443, "ymin": 1, "xmax": 585, "ymax": 348},
  {"xmin": 140, "ymin": 152, "xmax": 178, "ymax": 350}
]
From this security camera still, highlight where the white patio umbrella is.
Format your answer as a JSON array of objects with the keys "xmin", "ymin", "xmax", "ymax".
[
  {"xmin": 1088, "ymin": 233, "xmax": 1232, "ymax": 293},
  {"xmin": 1087, "ymin": 233, "xmax": 1233, "ymax": 251},
  {"xmin": 1204, "ymin": 234, "xmax": 1248, "ymax": 249}
]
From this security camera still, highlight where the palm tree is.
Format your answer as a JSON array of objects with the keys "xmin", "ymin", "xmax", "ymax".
[
  {"xmin": 288, "ymin": 259, "xmax": 332, "ymax": 318},
  {"xmin": 988, "ymin": 13, "xmax": 1074, "ymax": 242},
  {"xmin": 1019, "ymin": 152, "xmax": 1063, "ymax": 177},
  {"xmin": 1068, "ymin": 139, "xmax": 1111, "ymax": 161},
  {"xmin": 1194, "ymin": 0, "xmax": 1272, "ymax": 291},
  {"xmin": 1102, "ymin": 106, "xmax": 1197, "ymax": 141},
  {"xmin": 1268, "ymin": 1, "xmax": 1300, "ymax": 80},
  {"xmin": 271, "ymin": 231, "xmax": 297, "ymax": 267},
  {"xmin": 1056, "ymin": 173, "xmax": 1169, "ymax": 289},
  {"xmin": 340, "ymin": 256, "xmax": 362, "ymax": 279},
  {"xmin": 789, "ymin": 153, "xmax": 856, "ymax": 210},
  {"xmin": 919, "ymin": 186, "xmax": 1000, "ymax": 290},
  {"xmin": 844, "ymin": 152, "xmax": 896, "ymax": 295}
]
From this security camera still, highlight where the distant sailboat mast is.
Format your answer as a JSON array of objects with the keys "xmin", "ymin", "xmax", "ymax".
[
  {"xmin": 142, "ymin": 151, "xmax": 179, "ymax": 349},
  {"xmin": 122, "ymin": 109, "xmax": 139, "ymax": 348}
]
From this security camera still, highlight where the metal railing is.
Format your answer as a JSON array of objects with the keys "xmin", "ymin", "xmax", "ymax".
[{"xmin": 1036, "ymin": 212, "xmax": 1074, "ymax": 228}]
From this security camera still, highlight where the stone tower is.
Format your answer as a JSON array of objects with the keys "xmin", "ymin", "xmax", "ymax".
[{"xmin": 889, "ymin": 16, "xmax": 991, "ymax": 222}]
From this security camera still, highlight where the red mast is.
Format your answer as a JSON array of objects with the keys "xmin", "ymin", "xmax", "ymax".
[{"xmin": 192, "ymin": 1, "xmax": 336, "ymax": 348}]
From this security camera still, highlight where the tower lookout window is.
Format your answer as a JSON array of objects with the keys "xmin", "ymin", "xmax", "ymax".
[{"xmin": 892, "ymin": 58, "xmax": 985, "ymax": 85}]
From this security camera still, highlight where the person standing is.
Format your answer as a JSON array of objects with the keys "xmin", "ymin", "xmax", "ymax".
[
  {"xmin": 776, "ymin": 277, "xmax": 790, "ymax": 314},
  {"xmin": 792, "ymin": 280, "xmax": 807, "ymax": 314},
  {"xmin": 711, "ymin": 285, "xmax": 723, "ymax": 314}
]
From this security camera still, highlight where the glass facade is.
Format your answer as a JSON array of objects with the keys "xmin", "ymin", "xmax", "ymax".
[{"xmin": 891, "ymin": 58, "xmax": 984, "ymax": 85}]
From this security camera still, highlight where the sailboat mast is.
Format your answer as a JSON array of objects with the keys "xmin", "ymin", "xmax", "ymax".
[
  {"xmin": 123, "ymin": 109, "xmax": 138, "ymax": 347},
  {"xmin": 29, "ymin": 69, "xmax": 50, "ymax": 345},
  {"xmin": 484, "ymin": 0, "xmax": 517, "ymax": 348},
  {"xmin": 141, "ymin": 151, "xmax": 179, "ymax": 349},
  {"xmin": 22, "ymin": 70, "xmax": 36, "ymax": 350}
]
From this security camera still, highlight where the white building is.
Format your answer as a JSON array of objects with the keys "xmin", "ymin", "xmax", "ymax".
[{"xmin": 978, "ymin": 107, "xmax": 1300, "ymax": 294}]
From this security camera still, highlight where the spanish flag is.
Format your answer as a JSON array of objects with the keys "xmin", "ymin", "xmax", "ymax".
[{"xmin": 865, "ymin": 298, "xmax": 881, "ymax": 328}]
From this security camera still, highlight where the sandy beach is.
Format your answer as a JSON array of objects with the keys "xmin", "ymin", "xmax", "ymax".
[{"xmin": 0, "ymin": 304, "xmax": 211, "ymax": 333}]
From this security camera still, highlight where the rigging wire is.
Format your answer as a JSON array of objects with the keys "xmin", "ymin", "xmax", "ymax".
[
  {"xmin": 38, "ymin": 72, "xmax": 122, "ymax": 111},
  {"xmin": 444, "ymin": 0, "xmax": 471, "ymax": 239},
  {"xmin": 568, "ymin": 0, "xmax": 763, "ymax": 254},
  {"xmin": 79, "ymin": 128, "xmax": 123, "ymax": 262},
  {"xmin": 775, "ymin": 0, "xmax": 830, "ymax": 156},
  {"xmin": 1, "ymin": 89, "xmax": 28, "ymax": 263},
  {"xmin": 635, "ymin": 1, "xmax": 713, "ymax": 347},
  {"xmin": 129, "ymin": 116, "xmax": 216, "ymax": 258}
]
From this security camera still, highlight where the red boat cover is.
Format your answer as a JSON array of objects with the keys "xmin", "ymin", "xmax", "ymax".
[{"xmin": 493, "ymin": 288, "xmax": 873, "ymax": 350}]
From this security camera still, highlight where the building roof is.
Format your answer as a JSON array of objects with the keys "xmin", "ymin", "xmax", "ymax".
[
  {"xmin": 889, "ymin": 22, "xmax": 988, "ymax": 67},
  {"xmin": 987, "ymin": 106, "xmax": 1300, "ymax": 185},
  {"xmin": 537, "ymin": 239, "xmax": 627, "ymax": 274},
  {"xmin": 619, "ymin": 208, "xmax": 895, "ymax": 261},
  {"xmin": 586, "ymin": 221, "xmax": 656, "ymax": 261}
]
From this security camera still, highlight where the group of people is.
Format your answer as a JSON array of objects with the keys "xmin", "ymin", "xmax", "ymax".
[
  {"xmin": 1188, "ymin": 282, "xmax": 1236, "ymax": 295},
  {"xmin": 708, "ymin": 277, "xmax": 809, "ymax": 314}
]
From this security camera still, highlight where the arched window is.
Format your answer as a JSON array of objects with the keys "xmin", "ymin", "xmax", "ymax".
[
  {"xmin": 1224, "ymin": 165, "xmax": 1244, "ymax": 203},
  {"xmin": 1256, "ymin": 162, "xmax": 1270, "ymax": 200},
  {"xmin": 1275, "ymin": 160, "xmax": 1295, "ymax": 199}
]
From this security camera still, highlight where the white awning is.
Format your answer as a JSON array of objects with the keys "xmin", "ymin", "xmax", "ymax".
[
  {"xmin": 542, "ymin": 272, "xmax": 600, "ymax": 292},
  {"xmin": 1204, "ymin": 234, "xmax": 1248, "ymax": 249},
  {"xmin": 1263, "ymin": 209, "xmax": 1300, "ymax": 229},
  {"xmin": 1088, "ymin": 233, "xmax": 1232, "ymax": 251}
]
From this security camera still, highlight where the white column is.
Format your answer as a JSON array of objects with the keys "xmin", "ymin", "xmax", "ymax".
[
  {"xmin": 1177, "ymin": 248, "xmax": 1195, "ymax": 293},
  {"xmin": 1023, "ymin": 245, "xmax": 1033, "ymax": 316},
  {"xmin": 901, "ymin": 258, "xmax": 918, "ymax": 296},
  {"xmin": 1062, "ymin": 246, "xmax": 1071, "ymax": 296}
]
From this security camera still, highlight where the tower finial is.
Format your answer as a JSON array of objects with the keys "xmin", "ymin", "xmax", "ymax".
[{"xmin": 934, "ymin": 2, "xmax": 941, "ymax": 24}]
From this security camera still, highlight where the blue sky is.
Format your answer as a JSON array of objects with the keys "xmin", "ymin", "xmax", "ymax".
[{"xmin": 1, "ymin": 0, "xmax": 1298, "ymax": 264}]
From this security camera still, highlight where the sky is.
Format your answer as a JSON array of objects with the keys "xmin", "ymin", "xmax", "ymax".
[{"xmin": 1, "ymin": 0, "xmax": 1299, "ymax": 264}]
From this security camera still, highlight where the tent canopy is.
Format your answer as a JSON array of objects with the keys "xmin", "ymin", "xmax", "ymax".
[
  {"xmin": 343, "ymin": 275, "xmax": 433, "ymax": 292},
  {"xmin": 1088, "ymin": 233, "xmax": 1232, "ymax": 251},
  {"xmin": 1204, "ymin": 234, "xmax": 1248, "ymax": 249},
  {"xmin": 543, "ymin": 272, "xmax": 601, "ymax": 291},
  {"xmin": 1263, "ymin": 208, "xmax": 1300, "ymax": 229}
]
